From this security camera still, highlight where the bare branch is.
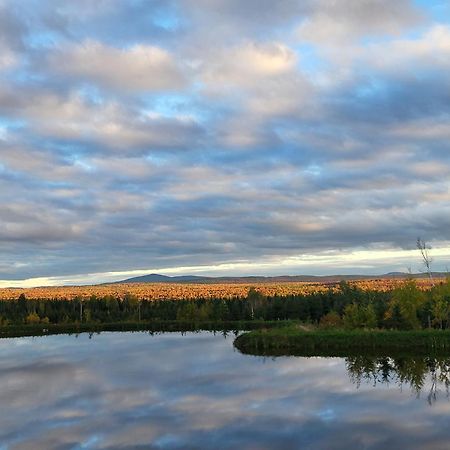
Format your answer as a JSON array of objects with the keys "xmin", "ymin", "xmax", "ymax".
[{"xmin": 417, "ymin": 237, "xmax": 434, "ymax": 285}]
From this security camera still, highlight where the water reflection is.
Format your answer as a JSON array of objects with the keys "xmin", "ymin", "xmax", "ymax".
[
  {"xmin": 346, "ymin": 356, "xmax": 450, "ymax": 404},
  {"xmin": 1, "ymin": 332, "xmax": 450, "ymax": 450}
]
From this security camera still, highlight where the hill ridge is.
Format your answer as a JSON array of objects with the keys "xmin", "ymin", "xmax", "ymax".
[{"xmin": 116, "ymin": 272, "xmax": 447, "ymax": 284}]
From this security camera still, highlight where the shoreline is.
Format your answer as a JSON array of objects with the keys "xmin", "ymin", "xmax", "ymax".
[
  {"xmin": 233, "ymin": 327, "xmax": 450, "ymax": 357},
  {"xmin": 0, "ymin": 320, "xmax": 290, "ymax": 339}
]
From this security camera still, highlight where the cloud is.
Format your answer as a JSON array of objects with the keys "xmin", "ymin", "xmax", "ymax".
[
  {"xmin": 183, "ymin": 0, "xmax": 308, "ymax": 36},
  {"xmin": 0, "ymin": 0, "xmax": 449, "ymax": 282},
  {"xmin": 368, "ymin": 24, "xmax": 450, "ymax": 71},
  {"xmin": 0, "ymin": 4, "xmax": 25, "ymax": 70},
  {"xmin": 0, "ymin": 87, "xmax": 203, "ymax": 152},
  {"xmin": 48, "ymin": 40, "xmax": 187, "ymax": 92},
  {"xmin": 390, "ymin": 116, "xmax": 450, "ymax": 141},
  {"xmin": 297, "ymin": 0, "xmax": 424, "ymax": 43},
  {"xmin": 0, "ymin": 202, "xmax": 91, "ymax": 244},
  {"xmin": 203, "ymin": 42, "xmax": 297, "ymax": 87}
]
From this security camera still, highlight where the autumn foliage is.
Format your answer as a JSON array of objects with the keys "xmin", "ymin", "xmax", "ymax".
[{"xmin": 0, "ymin": 278, "xmax": 440, "ymax": 301}]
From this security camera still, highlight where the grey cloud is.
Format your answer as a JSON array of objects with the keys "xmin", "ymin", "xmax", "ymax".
[
  {"xmin": 182, "ymin": 0, "xmax": 423, "ymax": 44},
  {"xmin": 297, "ymin": 0, "xmax": 424, "ymax": 43},
  {"xmin": 0, "ymin": 202, "xmax": 90, "ymax": 244},
  {"xmin": 30, "ymin": 0, "xmax": 182, "ymax": 45},
  {"xmin": 183, "ymin": 0, "xmax": 308, "ymax": 34},
  {"xmin": 0, "ymin": 86, "xmax": 204, "ymax": 153},
  {"xmin": 0, "ymin": 3, "xmax": 26, "ymax": 50},
  {"xmin": 328, "ymin": 75, "xmax": 450, "ymax": 125}
]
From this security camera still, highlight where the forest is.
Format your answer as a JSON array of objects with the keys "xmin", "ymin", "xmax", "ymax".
[{"xmin": 0, "ymin": 278, "xmax": 449, "ymax": 332}]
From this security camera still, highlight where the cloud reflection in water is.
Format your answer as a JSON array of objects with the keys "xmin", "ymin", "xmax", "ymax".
[{"xmin": 1, "ymin": 332, "xmax": 450, "ymax": 449}]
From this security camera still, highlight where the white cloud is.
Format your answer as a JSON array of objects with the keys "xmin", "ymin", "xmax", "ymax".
[
  {"xmin": 49, "ymin": 40, "xmax": 187, "ymax": 92},
  {"xmin": 200, "ymin": 41, "xmax": 314, "ymax": 137},
  {"xmin": 367, "ymin": 25, "xmax": 450, "ymax": 71},
  {"xmin": 202, "ymin": 42, "xmax": 297, "ymax": 91}
]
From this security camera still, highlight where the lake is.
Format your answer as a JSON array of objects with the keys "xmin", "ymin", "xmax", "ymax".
[{"xmin": 1, "ymin": 331, "xmax": 450, "ymax": 450}]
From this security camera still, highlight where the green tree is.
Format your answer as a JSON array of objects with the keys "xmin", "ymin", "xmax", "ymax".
[
  {"xmin": 388, "ymin": 279, "xmax": 425, "ymax": 329},
  {"xmin": 176, "ymin": 302, "xmax": 197, "ymax": 321},
  {"xmin": 343, "ymin": 303, "xmax": 377, "ymax": 329},
  {"xmin": 431, "ymin": 296, "xmax": 448, "ymax": 329},
  {"xmin": 430, "ymin": 278, "xmax": 450, "ymax": 328},
  {"xmin": 364, "ymin": 304, "xmax": 378, "ymax": 329},
  {"xmin": 198, "ymin": 303, "xmax": 212, "ymax": 321}
]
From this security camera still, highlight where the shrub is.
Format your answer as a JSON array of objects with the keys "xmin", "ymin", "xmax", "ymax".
[{"xmin": 319, "ymin": 311, "xmax": 342, "ymax": 329}]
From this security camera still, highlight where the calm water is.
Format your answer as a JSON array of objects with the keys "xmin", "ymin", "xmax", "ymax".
[{"xmin": 1, "ymin": 331, "xmax": 450, "ymax": 450}]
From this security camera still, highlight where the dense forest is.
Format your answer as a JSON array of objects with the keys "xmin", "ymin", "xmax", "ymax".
[{"xmin": 0, "ymin": 278, "xmax": 449, "ymax": 331}]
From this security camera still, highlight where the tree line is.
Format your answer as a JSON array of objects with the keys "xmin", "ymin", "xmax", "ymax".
[{"xmin": 0, "ymin": 278, "xmax": 449, "ymax": 330}]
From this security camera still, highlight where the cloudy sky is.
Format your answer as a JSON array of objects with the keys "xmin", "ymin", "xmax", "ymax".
[{"xmin": 1, "ymin": 0, "xmax": 450, "ymax": 286}]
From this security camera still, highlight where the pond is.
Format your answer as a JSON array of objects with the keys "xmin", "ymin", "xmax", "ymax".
[{"xmin": 1, "ymin": 331, "xmax": 450, "ymax": 449}]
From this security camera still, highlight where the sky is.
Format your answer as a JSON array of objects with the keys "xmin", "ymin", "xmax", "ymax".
[{"xmin": 0, "ymin": 0, "xmax": 450, "ymax": 287}]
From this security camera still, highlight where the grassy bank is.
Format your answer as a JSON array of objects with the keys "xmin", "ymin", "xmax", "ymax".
[
  {"xmin": 0, "ymin": 320, "xmax": 293, "ymax": 339},
  {"xmin": 233, "ymin": 326, "xmax": 450, "ymax": 357}
]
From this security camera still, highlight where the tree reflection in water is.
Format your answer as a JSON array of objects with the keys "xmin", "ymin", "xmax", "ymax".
[{"xmin": 346, "ymin": 356, "xmax": 450, "ymax": 405}]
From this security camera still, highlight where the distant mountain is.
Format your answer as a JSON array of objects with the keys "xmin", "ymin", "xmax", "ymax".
[
  {"xmin": 116, "ymin": 272, "xmax": 447, "ymax": 284},
  {"xmin": 384, "ymin": 272, "xmax": 412, "ymax": 278},
  {"xmin": 117, "ymin": 273, "xmax": 211, "ymax": 283}
]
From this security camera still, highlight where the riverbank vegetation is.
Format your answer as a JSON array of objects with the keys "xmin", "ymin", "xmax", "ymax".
[
  {"xmin": 232, "ymin": 277, "xmax": 450, "ymax": 355},
  {"xmin": 233, "ymin": 328, "xmax": 450, "ymax": 357}
]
